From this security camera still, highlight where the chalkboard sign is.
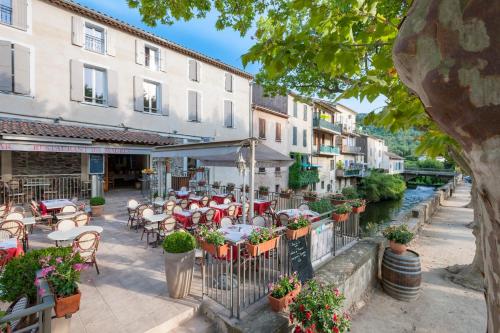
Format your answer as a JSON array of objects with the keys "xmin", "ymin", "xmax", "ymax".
[
  {"xmin": 89, "ymin": 154, "xmax": 104, "ymax": 174},
  {"xmin": 288, "ymin": 237, "xmax": 314, "ymax": 283}
]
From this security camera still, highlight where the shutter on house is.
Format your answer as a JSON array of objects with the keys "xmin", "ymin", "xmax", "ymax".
[
  {"xmin": 196, "ymin": 91, "xmax": 201, "ymax": 121},
  {"xmin": 133, "ymin": 76, "xmax": 144, "ymax": 112},
  {"xmin": 13, "ymin": 44, "xmax": 30, "ymax": 95},
  {"xmin": 188, "ymin": 60, "xmax": 197, "ymax": 81},
  {"xmin": 276, "ymin": 123, "xmax": 281, "ymax": 141},
  {"xmin": 188, "ymin": 90, "xmax": 197, "ymax": 121},
  {"xmin": 292, "ymin": 127, "xmax": 297, "ymax": 145},
  {"xmin": 159, "ymin": 48, "xmax": 167, "ymax": 72},
  {"xmin": 303, "ymin": 129, "xmax": 307, "ymax": 147},
  {"xmin": 161, "ymin": 83, "xmax": 169, "ymax": 115},
  {"xmin": 225, "ymin": 73, "xmax": 232, "ymax": 92},
  {"xmin": 12, "ymin": 0, "xmax": 28, "ymax": 31},
  {"xmin": 106, "ymin": 29, "xmax": 116, "ymax": 56},
  {"xmin": 0, "ymin": 41, "xmax": 12, "ymax": 92},
  {"xmin": 107, "ymin": 69, "xmax": 118, "ymax": 107},
  {"xmin": 259, "ymin": 118, "xmax": 266, "ymax": 138},
  {"xmin": 70, "ymin": 59, "xmax": 84, "ymax": 101},
  {"xmin": 71, "ymin": 16, "xmax": 83, "ymax": 47},
  {"xmin": 224, "ymin": 100, "xmax": 233, "ymax": 127},
  {"xmin": 135, "ymin": 40, "xmax": 144, "ymax": 65}
]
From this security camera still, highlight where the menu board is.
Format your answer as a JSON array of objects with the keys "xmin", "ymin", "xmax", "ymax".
[
  {"xmin": 89, "ymin": 154, "xmax": 104, "ymax": 174},
  {"xmin": 288, "ymin": 237, "xmax": 314, "ymax": 283}
]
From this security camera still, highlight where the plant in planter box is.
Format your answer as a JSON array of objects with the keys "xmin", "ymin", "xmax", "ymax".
[
  {"xmin": 286, "ymin": 216, "xmax": 311, "ymax": 240},
  {"xmin": 289, "ymin": 280, "xmax": 351, "ymax": 333},
  {"xmin": 198, "ymin": 179, "xmax": 207, "ymax": 186},
  {"xmin": 336, "ymin": 160, "xmax": 344, "ymax": 170},
  {"xmin": 212, "ymin": 181, "xmax": 220, "ymax": 189},
  {"xmin": 226, "ymin": 182, "xmax": 235, "ymax": 192},
  {"xmin": 303, "ymin": 191, "xmax": 318, "ymax": 202},
  {"xmin": 280, "ymin": 188, "xmax": 294, "ymax": 198},
  {"xmin": 382, "ymin": 224, "xmax": 414, "ymax": 254},
  {"xmin": 244, "ymin": 227, "xmax": 278, "ymax": 256},
  {"xmin": 38, "ymin": 251, "xmax": 86, "ymax": 317},
  {"xmin": 268, "ymin": 272, "xmax": 301, "ymax": 312},
  {"xmin": 259, "ymin": 185, "xmax": 269, "ymax": 195},
  {"xmin": 350, "ymin": 199, "xmax": 366, "ymax": 213},
  {"xmin": 329, "ymin": 193, "xmax": 349, "ymax": 205},
  {"xmin": 162, "ymin": 231, "xmax": 197, "ymax": 298},
  {"xmin": 341, "ymin": 186, "xmax": 359, "ymax": 200},
  {"xmin": 197, "ymin": 226, "xmax": 228, "ymax": 257},
  {"xmin": 89, "ymin": 196, "xmax": 105, "ymax": 217},
  {"xmin": 332, "ymin": 204, "xmax": 352, "ymax": 222},
  {"xmin": 242, "ymin": 184, "xmax": 250, "ymax": 193}
]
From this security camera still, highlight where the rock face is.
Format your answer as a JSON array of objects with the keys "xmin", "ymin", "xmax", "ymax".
[{"xmin": 392, "ymin": 1, "xmax": 500, "ymax": 331}]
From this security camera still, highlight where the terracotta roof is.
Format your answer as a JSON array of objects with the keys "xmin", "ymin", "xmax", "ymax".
[
  {"xmin": 43, "ymin": 0, "xmax": 253, "ymax": 80},
  {"xmin": 0, "ymin": 119, "xmax": 175, "ymax": 146},
  {"xmin": 252, "ymin": 104, "xmax": 289, "ymax": 118},
  {"xmin": 385, "ymin": 151, "xmax": 405, "ymax": 160}
]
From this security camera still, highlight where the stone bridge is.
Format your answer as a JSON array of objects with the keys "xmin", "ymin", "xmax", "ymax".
[{"xmin": 402, "ymin": 168, "xmax": 457, "ymax": 182}]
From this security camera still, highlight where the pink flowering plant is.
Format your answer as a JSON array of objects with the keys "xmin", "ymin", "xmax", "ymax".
[
  {"xmin": 269, "ymin": 272, "xmax": 301, "ymax": 299},
  {"xmin": 287, "ymin": 216, "xmax": 310, "ymax": 230},
  {"xmin": 246, "ymin": 227, "xmax": 277, "ymax": 245},
  {"xmin": 37, "ymin": 251, "xmax": 86, "ymax": 298},
  {"xmin": 289, "ymin": 280, "xmax": 351, "ymax": 333}
]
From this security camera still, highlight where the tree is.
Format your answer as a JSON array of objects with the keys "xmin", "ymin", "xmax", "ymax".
[{"xmin": 129, "ymin": 0, "xmax": 499, "ymax": 329}]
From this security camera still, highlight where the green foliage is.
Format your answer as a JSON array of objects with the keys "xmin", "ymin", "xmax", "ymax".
[
  {"xmin": 407, "ymin": 176, "xmax": 446, "ymax": 187},
  {"xmin": 246, "ymin": 227, "xmax": 276, "ymax": 245},
  {"xmin": 350, "ymin": 199, "xmax": 365, "ymax": 208},
  {"xmin": 407, "ymin": 159, "xmax": 445, "ymax": 169},
  {"xmin": 270, "ymin": 272, "xmax": 300, "ymax": 299},
  {"xmin": 308, "ymin": 199, "xmax": 334, "ymax": 214},
  {"xmin": 289, "ymin": 154, "xmax": 319, "ymax": 189},
  {"xmin": 287, "ymin": 216, "xmax": 310, "ymax": 230},
  {"xmin": 383, "ymin": 224, "xmax": 414, "ymax": 245},
  {"xmin": 197, "ymin": 225, "xmax": 225, "ymax": 246},
  {"xmin": 162, "ymin": 231, "xmax": 196, "ymax": 253},
  {"xmin": 0, "ymin": 247, "xmax": 76, "ymax": 302},
  {"xmin": 336, "ymin": 160, "xmax": 344, "ymax": 170},
  {"xmin": 259, "ymin": 185, "xmax": 269, "ymax": 192},
  {"xmin": 341, "ymin": 186, "xmax": 359, "ymax": 199},
  {"xmin": 333, "ymin": 203, "xmax": 352, "ymax": 214},
  {"xmin": 90, "ymin": 196, "xmax": 105, "ymax": 206},
  {"xmin": 358, "ymin": 171, "xmax": 406, "ymax": 202},
  {"xmin": 39, "ymin": 252, "xmax": 85, "ymax": 298},
  {"xmin": 289, "ymin": 280, "xmax": 351, "ymax": 333}
]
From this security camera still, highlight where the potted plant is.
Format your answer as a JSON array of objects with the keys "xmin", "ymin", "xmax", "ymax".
[
  {"xmin": 242, "ymin": 184, "xmax": 250, "ymax": 193},
  {"xmin": 245, "ymin": 227, "xmax": 278, "ymax": 257},
  {"xmin": 89, "ymin": 196, "xmax": 105, "ymax": 217},
  {"xmin": 259, "ymin": 185, "xmax": 269, "ymax": 196},
  {"xmin": 197, "ymin": 226, "xmax": 228, "ymax": 257},
  {"xmin": 198, "ymin": 179, "xmax": 207, "ymax": 186},
  {"xmin": 268, "ymin": 272, "xmax": 301, "ymax": 312},
  {"xmin": 141, "ymin": 168, "xmax": 155, "ymax": 175},
  {"xmin": 330, "ymin": 193, "xmax": 348, "ymax": 205},
  {"xmin": 350, "ymin": 199, "xmax": 366, "ymax": 213},
  {"xmin": 289, "ymin": 280, "xmax": 351, "ymax": 333},
  {"xmin": 286, "ymin": 216, "xmax": 311, "ymax": 240},
  {"xmin": 332, "ymin": 203, "xmax": 352, "ymax": 222},
  {"xmin": 212, "ymin": 181, "xmax": 220, "ymax": 189},
  {"xmin": 226, "ymin": 182, "xmax": 235, "ymax": 192},
  {"xmin": 280, "ymin": 188, "xmax": 293, "ymax": 199},
  {"xmin": 196, "ymin": 167, "xmax": 205, "ymax": 172},
  {"xmin": 303, "ymin": 191, "xmax": 317, "ymax": 202},
  {"xmin": 383, "ymin": 224, "xmax": 414, "ymax": 255},
  {"xmin": 38, "ymin": 251, "xmax": 86, "ymax": 318},
  {"xmin": 162, "ymin": 231, "xmax": 197, "ymax": 298}
]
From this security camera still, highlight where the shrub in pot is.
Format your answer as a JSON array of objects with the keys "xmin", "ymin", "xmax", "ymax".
[
  {"xmin": 226, "ymin": 182, "xmax": 235, "ymax": 192},
  {"xmin": 350, "ymin": 199, "xmax": 366, "ymax": 213},
  {"xmin": 268, "ymin": 273, "xmax": 301, "ymax": 312},
  {"xmin": 332, "ymin": 203, "xmax": 352, "ymax": 222},
  {"xmin": 245, "ymin": 227, "xmax": 278, "ymax": 256},
  {"xmin": 303, "ymin": 191, "xmax": 318, "ymax": 202},
  {"xmin": 259, "ymin": 186, "xmax": 269, "ymax": 196},
  {"xmin": 197, "ymin": 226, "xmax": 228, "ymax": 257},
  {"xmin": 212, "ymin": 181, "xmax": 220, "ymax": 189},
  {"xmin": 286, "ymin": 216, "xmax": 311, "ymax": 240},
  {"xmin": 383, "ymin": 224, "xmax": 414, "ymax": 254},
  {"xmin": 89, "ymin": 196, "xmax": 105, "ymax": 217},
  {"xmin": 162, "ymin": 231, "xmax": 197, "ymax": 298},
  {"xmin": 280, "ymin": 189, "xmax": 293, "ymax": 199},
  {"xmin": 329, "ymin": 193, "xmax": 351, "ymax": 205},
  {"xmin": 289, "ymin": 280, "xmax": 351, "ymax": 333}
]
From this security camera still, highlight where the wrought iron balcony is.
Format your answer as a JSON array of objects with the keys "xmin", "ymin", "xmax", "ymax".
[
  {"xmin": 0, "ymin": 4, "xmax": 12, "ymax": 25},
  {"xmin": 85, "ymin": 34, "xmax": 105, "ymax": 54},
  {"xmin": 341, "ymin": 145, "xmax": 362, "ymax": 154},
  {"xmin": 313, "ymin": 118, "xmax": 343, "ymax": 133},
  {"xmin": 318, "ymin": 145, "xmax": 340, "ymax": 155}
]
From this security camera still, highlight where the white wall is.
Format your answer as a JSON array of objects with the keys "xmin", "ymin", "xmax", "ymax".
[{"xmin": 287, "ymin": 96, "xmax": 312, "ymax": 156}]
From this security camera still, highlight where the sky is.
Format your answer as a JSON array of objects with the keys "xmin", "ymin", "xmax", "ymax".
[{"xmin": 76, "ymin": 0, "xmax": 386, "ymax": 114}]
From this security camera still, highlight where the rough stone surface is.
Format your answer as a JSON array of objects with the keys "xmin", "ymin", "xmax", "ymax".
[{"xmin": 12, "ymin": 151, "xmax": 81, "ymax": 175}]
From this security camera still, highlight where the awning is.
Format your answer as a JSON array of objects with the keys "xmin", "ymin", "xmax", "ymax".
[{"xmin": 152, "ymin": 138, "xmax": 294, "ymax": 168}]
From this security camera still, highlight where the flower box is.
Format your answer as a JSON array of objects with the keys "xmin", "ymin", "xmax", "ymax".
[
  {"xmin": 279, "ymin": 193, "xmax": 292, "ymax": 199},
  {"xmin": 352, "ymin": 205, "xmax": 366, "ymax": 213},
  {"xmin": 246, "ymin": 237, "xmax": 278, "ymax": 257},
  {"xmin": 389, "ymin": 240, "xmax": 407, "ymax": 255},
  {"xmin": 332, "ymin": 212, "xmax": 350, "ymax": 222},
  {"xmin": 259, "ymin": 190, "xmax": 269, "ymax": 196},
  {"xmin": 199, "ymin": 240, "xmax": 229, "ymax": 257},
  {"xmin": 331, "ymin": 199, "xmax": 351, "ymax": 205},
  {"xmin": 286, "ymin": 225, "xmax": 310, "ymax": 240},
  {"xmin": 54, "ymin": 290, "xmax": 81, "ymax": 318},
  {"xmin": 303, "ymin": 196, "xmax": 317, "ymax": 202},
  {"xmin": 268, "ymin": 284, "xmax": 301, "ymax": 312}
]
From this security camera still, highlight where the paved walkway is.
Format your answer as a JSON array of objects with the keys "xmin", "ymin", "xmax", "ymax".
[{"xmin": 351, "ymin": 183, "xmax": 486, "ymax": 332}]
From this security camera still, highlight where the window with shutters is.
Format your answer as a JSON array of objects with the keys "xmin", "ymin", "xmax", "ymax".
[
  {"xmin": 143, "ymin": 81, "xmax": 159, "ymax": 113},
  {"xmin": 84, "ymin": 23, "xmax": 105, "ymax": 54},
  {"xmin": 303, "ymin": 129, "xmax": 307, "ymax": 147},
  {"xmin": 303, "ymin": 105, "xmax": 307, "ymax": 121},
  {"xmin": 144, "ymin": 45, "xmax": 159, "ymax": 71},
  {"xmin": 330, "ymin": 160, "xmax": 335, "ymax": 170},
  {"xmin": 258, "ymin": 118, "xmax": 266, "ymax": 139},
  {"xmin": 0, "ymin": 0, "xmax": 12, "ymax": 25},
  {"xmin": 84, "ymin": 66, "xmax": 107, "ymax": 105},
  {"xmin": 188, "ymin": 59, "xmax": 200, "ymax": 82},
  {"xmin": 188, "ymin": 90, "xmax": 201, "ymax": 121},
  {"xmin": 275, "ymin": 123, "xmax": 281, "ymax": 142},
  {"xmin": 293, "ymin": 100, "xmax": 297, "ymax": 117},
  {"xmin": 224, "ymin": 100, "xmax": 234, "ymax": 128},
  {"xmin": 0, "ymin": 42, "xmax": 30, "ymax": 95},
  {"xmin": 258, "ymin": 167, "xmax": 266, "ymax": 174},
  {"xmin": 224, "ymin": 73, "xmax": 233, "ymax": 92},
  {"xmin": 292, "ymin": 126, "xmax": 297, "ymax": 146}
]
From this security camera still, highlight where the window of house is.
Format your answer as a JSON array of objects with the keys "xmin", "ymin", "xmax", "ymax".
[
  {"xmin": 188, "ymin": 59, "xmax": 200, "ymax": 82},
  {"xmin": 330, "ymin": 160, "xmax": 335, "ymax": 170},
  {"xmin": 293, "ymin": 101, "xmax": 298, "ymax": 117},
  {"xmin": 321, "ymin": 181, "xmax": 324, "ymax": 189},
  {"xmin": 327, "ymin": 184, "xmax": 331, "ymax": 192},
  {"xmin": 275, "ymin": 123, "xmax": 281, "ymax": 142},
  {"xmin": 275, "ymin": 167, "xmax": 281, "ymax": 173},
  {"xmin": 188, "ymin": 90, "xmax": 201, "ymax": 121},
  {"xmin": 303, "ymin": 105, "xmax": 307, "ymax": 121},
  {"xmin": 84, "ymin": 66, "xmax": 107, "ymax": 104},
  {"xmin": 275, "ymin": 185, "xmax": 280, "ymax": 193},
  {"xmin": 303, "ymin": 129, "xmax": 307, "ymax": 147},
  {"xmin": 258, "ymin": 167, "xmax": 266, "ymax": 173},
  {"xmin": 0, "ymin": 42, "xmax": 30, "ymax": 95},
  {"xmin": 259, "ymin": 118, "xmax": 266, "ymax": 139},
  {"xmin": 225, "ymin": 73, "xmax": 233, "ymax": 92},
  {"xmin": 312, "ymin": 183, "xmax": 316, "ymax": 191},
  {"xmin": 292, "ymin": 126, "xmax": 297, "ymax": 145},
  {"xmin": 144, "ymin": 45, "xmax": 159, "ymax": 71},
  {"xmin": 0, "ymin": 0, "xmax": 12, "ymax": 25},
  {"xmin": 224, "ymin": 100, "xmax": 234, "ymax": 128},
  {"xmin": 143, "ymin": 81, "xmax": 159, "ymax": 113},
  {"xmin": 84, "ymin": 23, "xmax": 105, "ymax": 54}
]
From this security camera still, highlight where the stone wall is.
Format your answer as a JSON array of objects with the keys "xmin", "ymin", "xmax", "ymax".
[{"xmin": 12, "ymin": 152, "xmax": 82, "ymax": 175}]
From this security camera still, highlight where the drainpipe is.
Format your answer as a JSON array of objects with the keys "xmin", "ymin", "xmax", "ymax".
[{"xmin": 248, "ymin": 81, "xmax": 255, "ymax": 222}]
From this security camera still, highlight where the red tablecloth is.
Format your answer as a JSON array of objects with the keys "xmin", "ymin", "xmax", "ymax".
[
  {"xmin": 1, "ymin": 240, "xmax": 24, "ymax": 262},
  {"xmin": 174, "ymin": 210, "xmax": 222, "ymax": 228},
  {"xmin": 212, "ymin": 204, "xmax": 241, "ymax": 218},
  {"xmin": 253, "ymin": 201, "xmax": 271, "ymax": 215},
  {"xmin": 212, "ymin": 194, "xmax": 233, "ymax": 204},
  {"xmin": 176, "ymin": 194, "xmax": 189, "ymax": 200}
]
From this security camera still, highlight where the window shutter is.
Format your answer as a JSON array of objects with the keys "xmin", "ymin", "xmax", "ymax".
[
  {"xmin": 133, "ymin": 76, "xmax": 144, "ymax": 112},
  {"xmin": 275, "ymin": 123, "xmax": 281, "ymax": 141},
  {"xmin": 135, "ymin": 40, "xmax": 144, "ymax": 65},
  {"xmin": 13, "ymin": 44, "xmax": 30, "ymax": 95},
  {"xmin": 224, "ymin": 100, "xmax": 233, "ymax": 127},
  {"xmin": 161, "ymin": 83, "xmax": 169, "ymax": 115},
  {"xmin": 12, "ymin": 0, "xmax": 28, "ymax": 31},
  {"xmin": 107, "ymin": 69, "xmax": 118, "ymax": 107},
  {"xmin": 188, "ymin": 60, "xmax": 197, "ymax": 81},
  {"xmin": 71, "ymin": 16, "xmax": 83, "ymax": 47},
  {"xmin": 0, "ymin": 41, "xmax": 12, "ymax": 92},
  {"xmin": 259, "ymin": 118, "xmax": 266, "ymax": 138},
  {"xmin": 303, "ymin": 129, "xmax": 307, "ymax": 147},
  {"xmin": 293, "ymin": 101, "xmax": 297, "ymax": 117},
  {"xmin": 225, "ymin": 73, "xmax": 233, "ymax": 92},
  {"xmin": 70, "ymin": 59, "xmax": 83, "ymax": 102},
  {"xmin": 106, "ymin": 29, "xmax": 116, "ymax": 56},
  {"xmin": 292, "ymin": 127, "xmax": 297, "ymax": 145},
  {"xmin": 159, "ymin": 48, "xmax": 167, "ymax": 72},
  {"xmin": 188, "ymin": 90, "xmax": 197, "ymax": 121},
  {"xmin": 196, "ymin": 91, "xmax": 201, "ymax": 120}
]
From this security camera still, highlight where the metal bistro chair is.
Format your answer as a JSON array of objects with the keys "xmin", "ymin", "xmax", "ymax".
[
  {"xmin": 30, "ymin": 200, "xmax": 53, "ymax": 228},
  {"xmin": 277, "ymin": 213, "xmax": 290, "ymax": 227},
  {"xmin": 162, "ymin": 200, "xmax": 176, "ymax": 215},
  {"xmin": 208, "ymin": 200, "xmax": 217, "ymax": 207},
  {"xmin": 252, "ymin": 215, "xmax": 267, "ymax": 227},
  {"xmin": 219, "ymin": 217, "xmax": 233, "ymax": 228},
  {"xmin": 130, "ymin": 204, "xmax": 148, "ymax": 230},
  {"xmin": 203, "ymin": 208, "xmax": 216, "ymax": 229},
  {"xmin": 61, "ymin": 205, "xmax": 77, "ymax": 214},
  {"xmin": 0, "ymin": 220, "xmax": 27, "ymax": 251},
  {"xmin": 74, "ymin": 213, "xmax": 90, "ymax": 227},
  {"xmin": 4, "ymin": 212, "xmax": 24, "ymax": 221},
  {"xmin": 156, "ymin": 216, "xmax": 176, "ymax": 243},
  {"xmin": 265, "ymin": 199, "xmax": 278, "ymax": 221},
  {"xmin": 226, "ymin": 204, "xmax": 238, "ymax": 222},
  {"xmin": 55, "ymin": 219, "xmax": 76, "ymax": 232},
  {"xmin": 200, "ymin": 196, "xmax": 209, "ymax": 207},
  {"xmin": 127, "ymin": 199, "xmax": 139, "ymax": 228},
  {"xmin": 180, "ymin": 199, "xmax": 189, "ymax": 210},
  {"xmin": 223, "ymin": 197, "xmax": 232, "ymax": 204},
  {"xmin": 139, "ymin": 207, "xmax": 155, "ymax": 241},
  {"xmin": 173, "ymin": 205, "xmax": 183, "ymax": 214},
  {"xmin": 73, "ymin": 231, "xmax": 100, "ymax": 274},
  {"xmin": 189, "ymin": 202, "xmax": 200, "ymax": 210},
  {"xmin": 189, "ymin": 211, "xmax": 202, "ymax": 232}
]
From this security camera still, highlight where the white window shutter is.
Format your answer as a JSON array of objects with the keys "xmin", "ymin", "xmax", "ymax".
[
  {"xmin": 70, "ymin": 59, "xmax": 84, "ymax": 102},
  {"xmin": 196, "ymin": 91, "xmax": 201, "ymax": 121},
  {"xmin": 159, "ymin": 48, "xmax": 167, "ymax": 72},
  {"xmin": 12, "ymin": 0, "xmax": 28, "ymax": 31},
  {"xmin": 188, "ymin": 90, "xmax": 197, "ymax": 120},
  {"xmin": 13, "ymin": 44, "xmax": 30, "ymax": 95},
  {"xmin": 188, "ymin": 60, "xmax": 196, "ymax": 81},
  {"xmin": 0, "ymin": 41, "xmax": 12, "ymax": 92},
  {"xmin": 161, "ymin": 83, "xmax": 169, "ymax": 115},
  {"xmin": 196, "ymin": 61, "xmax": 200, "ymax": 82},
  {"xmin": 71, "ymin": 16, "xmax": 83, "ymax": 47},
  {"xmin": 107, "ymin": 70, "xmax": 118, "ymax": 107},
  {"xmin": 133, "ymin": 76, "xmax": 144, "ymax": 112},
  {"xmin": 135, "ymin": 40, "xmax": 144, "ymax": 65},
  {"xmin": 225, "ymin": 73, "xmax": 233, "ymax": 92},
  {"xmin": 106, "ymin": 29, "xmax": 116, "ymax": 57}
]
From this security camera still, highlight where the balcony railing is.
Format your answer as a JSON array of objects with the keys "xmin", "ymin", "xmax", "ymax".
[
  {"xmin": 0, "ymin": 4, "xmax": 12, "ymax": 25},
  {"xmin": 341, "ymin": 145, "xmax": 362, "ymax": 154},
  {"xmin": 85, "ymin": 34, "xmax": 105, "ymax": 54},
  {"xmin": 335, "ymin": 168, "xmax": 368, "ymax": 177},
  {"xmin": 313, "ymin": 118, "xmax": 343, "ymax": 133},
  {"xmin": 318, "ymin": 145, "xmax": 340, "ymax": 155}
]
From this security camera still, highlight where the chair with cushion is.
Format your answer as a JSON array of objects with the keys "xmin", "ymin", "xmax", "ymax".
[
  {"xmin": 56, "ymin": 219, "xmax": 76, "ymax": 232},
  {"xmin": 0, "ymin": 220, "xmax": 27, "ymax": 250},
  {"xmin": 156, "ymin": 217, "xmax": 177, "ymax": 241},
  {"xmin": 74, "ymin": 213, "xmax": 89, "ymax": 227},
  {"xmin": 4, "ymin": 212, "xmax": 24, "ymax": 221},
  {"xmin": 73, "ymin": 231, "xmax": 100, "ymax": 274},
  {"xmin": 173, "ymin": 205, "xmax": 183, "ymax": 214},
  {"xmin": 252, "ymin": 215, "xmax": 267, "ymax": 227},
  {"xmin": 226, "ymin": 204, "xmax": 238, "ymax": 221},
  {"xmin": 219, "ymin": 217, "xmax": 233, "ymax": 228},
  {"xmin": 208, "ymin": 200, "xmax": 217, "ymax": 207},
  {"xmin": 189, "ymin": 211, "xmax": 202, "ymax": 232},
  {"xmin": 130, "ymin": 204, "xmax": 148, "ymax": 230},
  {"xmin": 127, "ymin": 199, "xmax": 139, "ymax": 227},
  {"xmin": 200, "ymin": 196, "xmax": 209, "ymax": 207},
  {"xmin": 203, "ymin": 208, "xmax": 216, "ymax": 228},
  {"xmin": 139, "ymin": 207, "xmax": 155, "ymax": 240}
]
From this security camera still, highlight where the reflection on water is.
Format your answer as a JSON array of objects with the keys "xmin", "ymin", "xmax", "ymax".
[{"xmin": 360, "ymin": 186, "xmax": 436, "ymax": 235}]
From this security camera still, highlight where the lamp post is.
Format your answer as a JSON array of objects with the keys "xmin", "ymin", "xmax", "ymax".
[{"xmin": 236, "ymin": 152, "xmax": 247, "ymax": 224}]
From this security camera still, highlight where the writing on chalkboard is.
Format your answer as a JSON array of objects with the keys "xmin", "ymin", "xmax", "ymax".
[
  {"xmin": 89, "ymin": 154, "xmax": 104, "ymax": 174},
  {"xmin": 288, "ymin": 237, "xmax": 313, "ymax": 283}
]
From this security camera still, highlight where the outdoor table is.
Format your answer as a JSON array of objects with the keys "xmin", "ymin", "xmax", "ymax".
[
  {"xmin": 48, "ymin": 226, "xmax": 103, "ymax": 242},
  {"xmin": 20, "ymin": 216, "xmax": 37, "ymax": 226},
  {"xmin": 219, "ymin": 224, "xmax": 258, "ymax": 243},
  {"xmin": 253, "ymin": 199, "xmax": 271, "ymax": 215},
  {"xmin": 55, "ymin": 211, "xmax": 80, "ymax": 220},
  {"xmin": 188, "ymin": 196, "xmax": 204, "ymax": 205},
  {"xmin": 212, "ymin": 203, "xmax": 241, "ymax": 217},
  {"xmin": 277, "ymin": 209, "xmax": 321, "ymax": 223},
  {"xmin": 175, "ymin": 191, "xmax": 190, "ymax": 199},
  {"xmin": 0, "ymin": 238, "xmax": 24, "ymax": 261},
  {"xmin": 211, "ymin": 194, "xmax": 232, "ymax": 204},
  {"xmin": 173, "ymin": 211, "xmax": 193, "ymax": 228},
  {"xmin": 40, "ymin": 199, "xmax": 75, "ymax": 215}
]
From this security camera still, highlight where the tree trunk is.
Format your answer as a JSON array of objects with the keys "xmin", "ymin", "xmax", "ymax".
[{"xmin": 393, "ymin": 1, "xmax": 500, "ymax": 331}]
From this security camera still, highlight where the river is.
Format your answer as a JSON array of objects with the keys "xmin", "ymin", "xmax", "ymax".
[{"xmin": 359, "ymin": 185, "xmax": 437, "ymax": 236}]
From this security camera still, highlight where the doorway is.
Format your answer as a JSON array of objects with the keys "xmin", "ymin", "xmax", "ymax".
[{"xmin": 104, "ymin": 154, "xmax": 148, "ymax": 191}]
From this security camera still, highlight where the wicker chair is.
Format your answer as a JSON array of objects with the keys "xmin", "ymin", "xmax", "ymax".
[
  {"xmin": 139, "ymin": 207, "xmax": 155, "ymax": 241},
  {"xmin": 127, "ymin": 199, "xmax": 139, "ymax": 228},
  {"xmin": 162, "ymin": 200, "xmax": 176, "ymax": 215},
  {"xmin": 277, "ymin": 213, "xmax": 290, "ymax": 227},
  {"xmin": 223, "ymin": 197, "xmax": 232, "ymax": 204},
  {"xmin": 0, "ymin": 220, "xmax": 27, "ymax": 250},
  {"xmin": 173, "ymin": 205, "xmax": 183, "ymax": 214},
  {"xmin": 9, "ymin": 205, "xmax": 25, "ymax": 214},
  {"xmin": 73, "ymin": 231, "xmax": 100, "ymax": 274},
  {"xmin": 252, "ymin": 215, "xmax": 267, "ymax": 227},
  {"xmin": 156, "ymin": 216, "xmax": 176, "ymax": 241},
  {"xmin": 200, "ymin": 196, "xmax": 209, "ymax": 207},
  {"xmin": 130, "ymin": 204, "xmax": 148, "ymax": 230},
  {"xmin": 61, "ymin": 205, "xmax": 77, "ymax": 213},
  {"xmin": 189, "ymin": 211, "xmax": 202, "ymax": 232},
  {"xmin": 208, "ymin": 200, "xmax": 217, "ymax": 207},
  {"xmin": 226, "ymin": 204, "xmax": 238, "ymax": 221},
  {"xmin": 219, "ymin": 217, "xmax": 233, "ymax": 228},
  {"xmin": 74, "ymin": 213, "xmax": 89, "ymax": 227},
  {"xmin": 29, "ymin": 200, "xmax": 53, "ymax": 227},
  {"xmin": 4, "ymin": 212, "xmax": 23, "ymax": 221},
  {"xmin": 264, "ymin": 199, "xmax": 278, "ymax": 221},
  {"xmin": 189, "ymin": 202, "xmax": 200, "ymax": 210},
  {"xmin": 203, "ymin": 208, "xmax": 216, "ymax": 228},
  {"xmin": 180, "ymin": 199, "xmax": 189, "ymax": 210},
  {"xmin": 56, "ymin": 219, "xmax": 76, "ymax": 232}
]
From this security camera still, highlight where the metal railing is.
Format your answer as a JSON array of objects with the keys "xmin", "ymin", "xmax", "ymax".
[
  {"xmin": 1, "ymin": 174, "xmax": 91, "ymax": 204},
  {"xmin": 0, "ymin": 4, "xmax": 12, "ymax": 25},
  {"xmin": 341, "ymin": 145, "xmax": 362, "ymax": 154},
  {"xmin": 313, "ymin": 118, "xmax": 343, "ymax": 133},
  {"xmin": 318, "ymin": 145, "xmax": 340, "ymax": 155},
  {"xmin": 85, "ymin": 34, "xmax": 105, "ymax": 54}
]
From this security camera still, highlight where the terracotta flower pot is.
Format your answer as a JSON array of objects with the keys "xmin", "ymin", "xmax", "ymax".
[
  {"xmin": 54, "ymin": 290, "xmax": 81, "ymax": 318},
  {"xmin": 389, "ymin": 240, "xmax": 407, "ymax": 255},
  {"xmin": 246, "ymin": 237, "xmax": 278, "ymax": 257},
  {"xmin": 90, "ymin": 205, "xmax": 103, "ymax": 217},
  {"xmin": 268, "ymin": 285, "xmax": 301, "ymax": 312},
  {"xmin": 199, "ymin": 240, "xmax": 229, "ymax": 257},
  {"xmin": 331, "ymin": 199, "xmax": 350, "ymax": 205},
  {"xmin": 332, "ymin": 212, "xmax": 350, "ymax": 222},
  {"xmin": 259, "ymin": 191, "xmax": 269, "ymax": 196},
  {"xmin": 286, "ymin": 225, "xmax": 310, "ymax": 240},
  {"xmin": 352, "ymin": 205, "xmax": 366, "ymax": 213},
  {"xmin": 304, "ymin": 197, "xmax": 317, "ymax": 202},
  {"xmin": 165, "ymin": 250, "xmax": 195, "ymax": 298},
  {"xmin": 280, "ymin": 193, "xmax": 292, "ymax": 199}
]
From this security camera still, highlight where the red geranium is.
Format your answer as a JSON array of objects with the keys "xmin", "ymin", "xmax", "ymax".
[{"xmin": 305, "ymin": 311, "xmax": 312, "ymax": 320}]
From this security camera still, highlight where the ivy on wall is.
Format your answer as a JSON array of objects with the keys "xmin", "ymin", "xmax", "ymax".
[{"xmin": 288, "ymin": 153, "xmax": 319, "ymax": 189}]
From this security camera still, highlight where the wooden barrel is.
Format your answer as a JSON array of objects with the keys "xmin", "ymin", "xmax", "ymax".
[{"xmin": 381, "ymin": 248, "xmax": 421, "ymax": 301}]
